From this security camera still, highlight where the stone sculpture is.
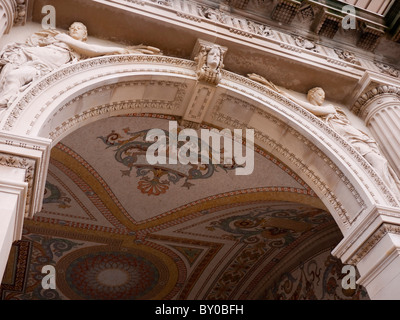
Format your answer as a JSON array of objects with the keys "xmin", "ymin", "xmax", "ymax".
[
  {"xmin": 194, "ymin": 44, "xmax": 225, "ymax": 85},
  {"xmin": 248, "ymin": 73, "xmax": 400, "ymax": 198},
  {"xmin": 0, "ymin": 22, "xmax": 161, "ymax": 109},
  {"xmin": 334, "ymin": 49, "xmax": 361, "ymax": 66},
  {"xmin": 291, "ymin": 35, "xmax": 318, "ymax": 52}
]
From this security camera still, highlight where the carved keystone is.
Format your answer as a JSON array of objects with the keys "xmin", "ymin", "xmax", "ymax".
[{"xmin": 192, "ymin": 39, "xmax": 228, "ymax": 85}]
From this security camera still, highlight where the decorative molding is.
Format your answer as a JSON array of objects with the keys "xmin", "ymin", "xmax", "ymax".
[
  {"xmin": 179, "ymin": 119, "xmax": 201, "ymax": 129},
  {"xmin": 0, "ymin": 133, "xmax": 52, "ymax": 218},
  {"xmin": 46, "ymin": 81, "xmax": 188, "ymax": 141},
  {"xmin": 349, "ymin": 223, "xmax": 400, "ymax": 265},
  {"xmin": 291, "ymin": 35, "xmax": 319, "ymax": 52},
  {"xmin": 2, "ymin": 55, "xmax": 196, "ymax": 132},
  {"xmin": 195, "ymin": 4, "xmax": 275, "ymax": 39},
  {"xmin": 0, "ymin": 179, "xmax": 27, "ymax": 244},
  {"xmin": 374, "ymin": 62, "xmax": 400, "ymax": 78},
  {"xmin": 182, "ymin": 83, "xmax": 215, "ymax": 124},
  {"xmin": 102, "ymin": 0, "xmax": 395, "ymax": 83},
  {"xmin": 221, "ymin": 71, "xmax": 400, "ymax": 207},
  {"xmin": 211, "ymin": 93, "xmax": 368, "ymax": 227},
  {"xmin": 352, "ymin": 85, "xmax": 400, "ymax": 116},
  {"xmin": 58, "ymin": 80, "xmax": 187, "ymax": 113},
  {"xmin": 334, "ymin": 49, "xmax": 361, "ymax": 66},
  {"xmin": 0, "ymin": 153, "xmax": 35, "ymax": 218}
]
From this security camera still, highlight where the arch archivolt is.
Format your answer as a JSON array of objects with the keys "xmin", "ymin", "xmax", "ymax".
[{"xmin": 1, "ymin": 54, "xmax": 398, "ymax": 235}]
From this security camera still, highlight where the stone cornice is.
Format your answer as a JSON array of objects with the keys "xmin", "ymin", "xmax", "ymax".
[
  {"xmin": 0, "ymin": 178, "xmax": 27, "ymax": 242},
  {"xmin": 332, "ymin": 205, "xmax": 400, "ymax": 264},
  {"xmin": 0, "ymin": 132, "xmax": 52, "ymax": 218},
  {"xmin": 351, "ymin": 223, "xmax": 400, "ymax": 265},
  {"xmin": 102, "ymin": 0, "xmax": 399, "ymax": 74},
  {"xmin": 0, "ymin": 153, "xmax": 35, "ymax": 217}
]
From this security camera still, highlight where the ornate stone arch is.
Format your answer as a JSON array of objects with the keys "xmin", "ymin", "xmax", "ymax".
[{"xmin": 0, "ymin": 54, "xmax": 398, "ymax": 236}]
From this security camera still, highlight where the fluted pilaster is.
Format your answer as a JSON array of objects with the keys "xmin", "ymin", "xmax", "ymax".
[{"xmin": 354, "ymin": 85, "xmax": 400, "ymax": 178}]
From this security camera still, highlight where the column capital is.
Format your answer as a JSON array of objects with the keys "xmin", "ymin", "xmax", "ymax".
[
  {"xmin": 333, "ymin": 205, "xmax": 400, "ymax": 263},
  {"xmin": 0, "ymin": 132, "xmax": 50, "ymax": 281},
  {"xmin": 0, "ymin": 178, "xmax": 27, "ymax": 241},
  {"xmin": 0, "ymin": 131, "xmax": 52, "ymax": 219},
  {"xmin": 353, "ymin": 85, "xmax": 400, "ymax": 121},
  {"xmin": 0, "ymin": 176, "xmax": 28, "ymax": 280},
  {"xmin": 349, "ymin": 71, "xmax": 400, "ymax": 117},
  {"xmin": 332, "ymin": 205, "xmax": 400, "ymax": 299}
]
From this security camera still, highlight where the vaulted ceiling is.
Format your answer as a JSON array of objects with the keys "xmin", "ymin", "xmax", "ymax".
[
  {"xmin": 0, "ymin": 0, "xmax": 382, "ymax": 300},
  {"xmin": 1, "ymin": 116, "xmax": 369, "ymax": 299}
]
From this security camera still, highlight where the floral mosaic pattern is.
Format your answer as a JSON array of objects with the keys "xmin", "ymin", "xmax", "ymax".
[
  {"xmin": 98, "ymin": 127, "xmax": 239, "ymax": 196},
  {"xmin": 207, "ymin": 204, "xmax": 331, "ymax": 247},
  {"xmin": 66, "ymin": 252, "xmax": 160, "ymax": 300},
  {"xmin": 0, "ymin": 230, "xmax": 84, "ymax": 300},
  {"xmin": 43, "ymin": 181, "xmax": 72, "ymax": 208},
  {"xmin": 205, "ymin": 203, "xmax": 334, "ymax": 299},
  {"xmin": 262, "ymin": 249, "xmax": 370, "ymax": 300}
]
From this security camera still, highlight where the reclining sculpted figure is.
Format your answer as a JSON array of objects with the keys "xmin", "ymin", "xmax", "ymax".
[
  {"xmin": 248, "ymin": 73, "xmax": 400, "ymax": 200},
  {"xmin": 0, "ymin": 22, "xmax": 161, "ymax": 109}
]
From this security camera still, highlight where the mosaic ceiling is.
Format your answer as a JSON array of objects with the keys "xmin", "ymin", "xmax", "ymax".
[{"xmin": 0, "ymin": 115, "xmax": 369, "ymax": 300}]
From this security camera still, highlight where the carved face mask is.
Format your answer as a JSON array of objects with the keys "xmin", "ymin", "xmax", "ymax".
[{"xmin": 206, "ymin": 47, "xmax": 220, "ymax": 70}]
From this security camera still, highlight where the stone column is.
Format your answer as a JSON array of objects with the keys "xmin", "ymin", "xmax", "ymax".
[
  {"xmin": 0, "ymin": 132, "xmax": 51, "ymax": 280},
  {"xmin": 332, "ymin": 205, "xmax": 400, "ymax": 299},
  {"xmin": 354, "ymin": 85, "xmax": 400, "ymax": 178},
  {"xmin": 348, "ymin": 85, "xmax": 400, "ymax": 298},
  {"xmin": 0, "ymin": 168, "xmax": 27, "ymax": 279}
]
